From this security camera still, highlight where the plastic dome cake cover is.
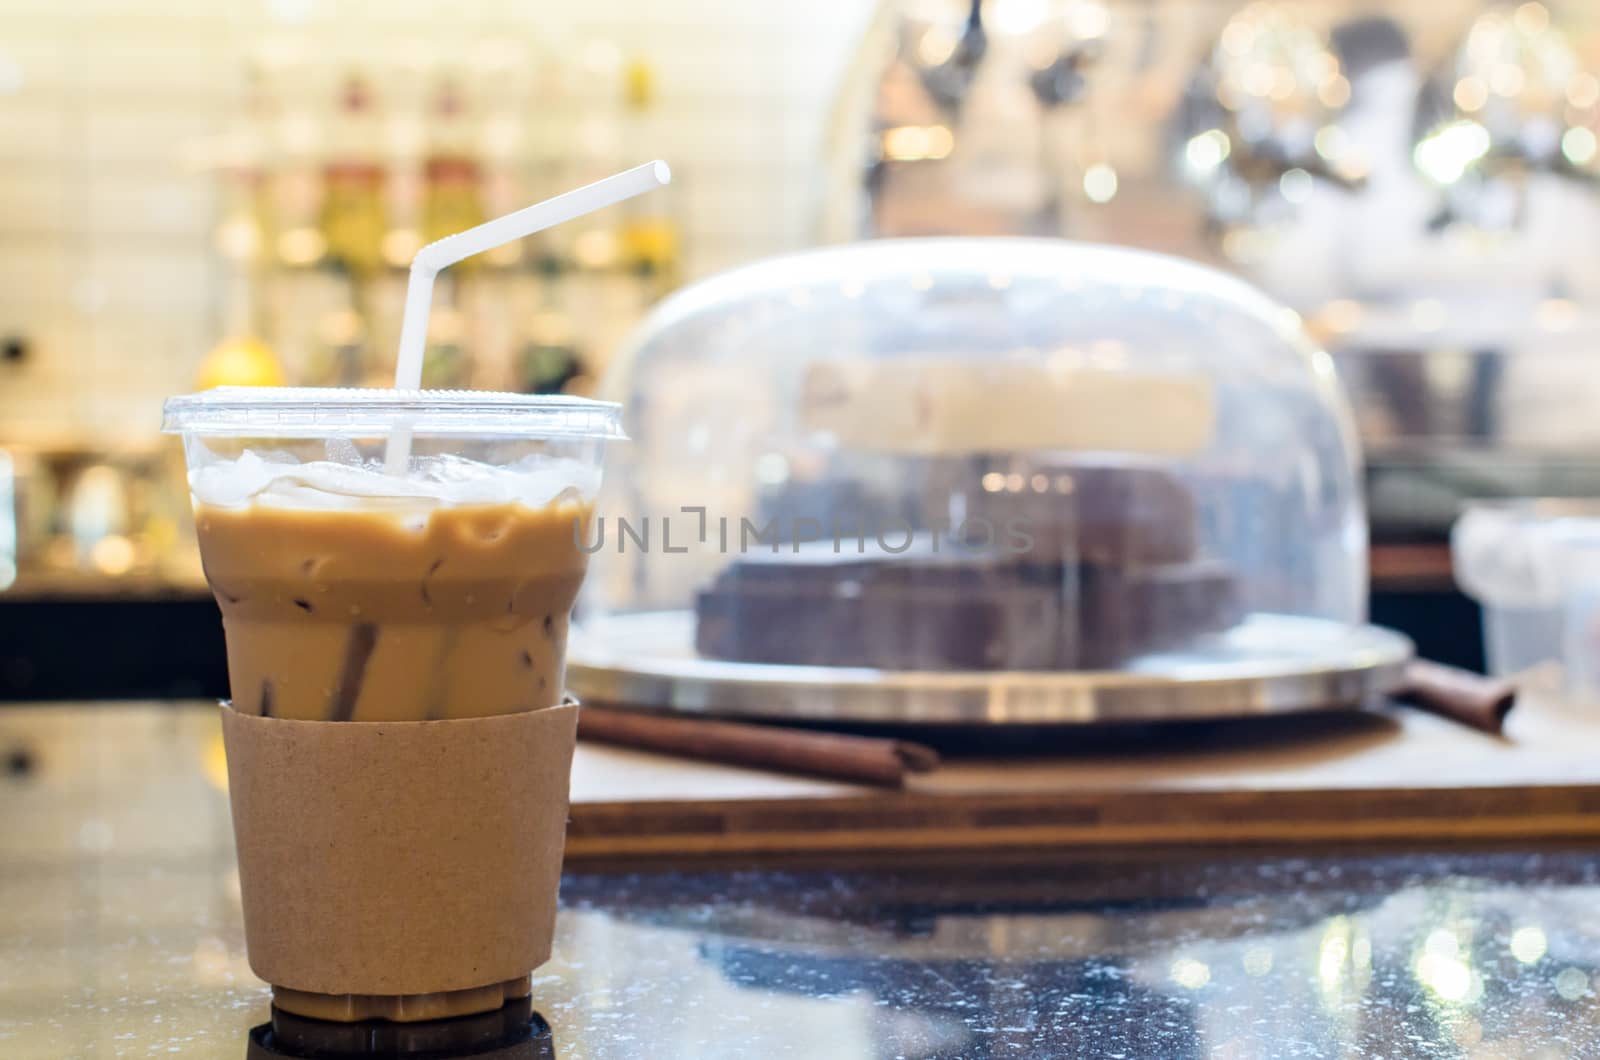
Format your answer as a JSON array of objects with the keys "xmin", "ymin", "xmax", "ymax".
[{"xmin": 578, "ymin": 238, "xmax": 1366, "ymax": 675}]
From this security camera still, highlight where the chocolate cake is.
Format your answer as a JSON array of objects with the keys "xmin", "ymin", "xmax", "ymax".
[
  {"xmin": 694, "ymin": 550, "xmax": 1067, "ymax": 670},
  {"xmin": 693, "ymin": 466, "xmax": 1239, "ymax": 672},
  {"xmin": 1076, "ymin": 559, "xmax": 1239, "ymax": 668}
]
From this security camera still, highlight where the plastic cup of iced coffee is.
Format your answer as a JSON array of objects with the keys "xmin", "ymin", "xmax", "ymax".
[{"xmin": 162, "ymin": 387, "xmax": 623, "ymax": 1022}]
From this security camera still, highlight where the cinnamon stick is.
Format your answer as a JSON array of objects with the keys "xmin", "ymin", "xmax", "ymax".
[
  {"xmin": 576, "ymin": 706, "xmax": 940, "ymax": 787},
  {"xmin": 1396, "ymin": 659, "xmax": 1517, "ymax": 736}
]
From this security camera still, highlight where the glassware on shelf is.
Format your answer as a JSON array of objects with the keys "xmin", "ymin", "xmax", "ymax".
[{"xmin": 201, "ymin": 40, "xmax": 679, "ymax": 399}]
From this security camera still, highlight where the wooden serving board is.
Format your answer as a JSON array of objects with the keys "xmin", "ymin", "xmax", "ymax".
[{"xmin": 563, "ymin": 695, "xmax": 1600, "ymax": 863}]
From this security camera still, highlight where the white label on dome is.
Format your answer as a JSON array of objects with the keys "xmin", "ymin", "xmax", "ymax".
[{"xmin": 799, "ymin": 357, "xmax": 1216, "ymax": 456}]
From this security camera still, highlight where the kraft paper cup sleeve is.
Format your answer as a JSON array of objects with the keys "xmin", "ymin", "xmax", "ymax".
[{"xmin": 220, "ymin": 703, "xmax": 579, "ymax": 997}]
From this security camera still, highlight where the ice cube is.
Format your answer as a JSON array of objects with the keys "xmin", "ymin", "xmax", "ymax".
[
  {"xmin": 189, "ymin": 451, "xmax": 282, "ymax": 507},
  {"xmin": 324, "ymin": 438, "xmax": 362, "ymax": 466}
]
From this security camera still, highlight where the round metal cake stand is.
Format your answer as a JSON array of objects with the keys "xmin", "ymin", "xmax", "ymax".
[{"xmin": 567, "ymin": 612, "xmax": 1415, "ymax": 726}]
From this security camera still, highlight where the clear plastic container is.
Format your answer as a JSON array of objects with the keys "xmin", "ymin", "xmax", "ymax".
[
  {"xmin": 1453, "ymin": 499, "xmax": 1600, "ymax": 697},
  {"xmin": 578, "ymin": 239, "xmax": 1368, "ymax": 678}
]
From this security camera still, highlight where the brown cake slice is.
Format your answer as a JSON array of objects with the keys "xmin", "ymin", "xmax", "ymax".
[
  {"xmin": 1076, "ymin": 558, "xmax": 1241, "ymax": 669},
  {"xmin": 694, "ymin": 465, "xmax": 1234, "ymax": 672},
  {"xmin": 694, "ymin": 545, "xmax": 1067, "ymax": 670}
]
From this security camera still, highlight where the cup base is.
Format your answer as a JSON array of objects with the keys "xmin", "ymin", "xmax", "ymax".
[
  {"xmin": 272, "ymin": 974, "xmax": 532, "ymax": 1023},
  {"xmin": 248, "ymin": 994, "xmax": 554, "ymax": 1058}
]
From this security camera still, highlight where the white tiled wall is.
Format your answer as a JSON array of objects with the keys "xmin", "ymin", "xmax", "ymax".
[{"xmin": 0, "ymin": 0, "xmax": 874, "ymax": 442}]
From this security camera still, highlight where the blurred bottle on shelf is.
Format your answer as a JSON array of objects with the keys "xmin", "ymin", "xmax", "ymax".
[
  {"xmin": 421, "ymin": 287, "xmax": 470, "ymax": 389},
  {"xmin": 265, "ymin": 53, "xmax": 325, "ymax": 271},
  {"xmin": 378, "ymin": 46, "xmax": 429, "ymax": 272},
  {"xmin": 214, "ymin": 63, "xmax": 276, "ymax": 274},
  {"xmin": 517, "ymin": 296, "xmax": 583, "ymax": 395},
  {"xmin": 320, "ymin": 73, "xmax": 388, "ymax": 279},
  {"xmin": 307, "ymin": 289, "xmax": 368, "ymax": 388},
  {"xmin": 479, "ymin": 45, "xmax": 531, "ymax": 263},
  {"xmin": 566, "ymin": 39, "xmax": 627, "ymax": 275},
  {"xmin": 204, "ymin": 63, "xmax": 286, "ymax": 392},
  {"xmin": 553, "ymin": 48, "xmax": 677, "ymax": 380},
  {"xmin": 423, "ymin": 73, "xmax": 487, "ymax": 264},
  {"xmin": 619, "ymin": 56, "xmax": 681, "ymax": 293},
  {"xmin": 521, "ymin": 35, "xmax": 576, "ymax": 275},
  {"xmin": 468, "ymin": 46, "xmax": 535, "ymax": 389}
]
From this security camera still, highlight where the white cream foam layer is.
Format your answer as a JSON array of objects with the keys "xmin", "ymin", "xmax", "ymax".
[{"xmin": 189, "ymin": 450, "xmax": 599, "ymax": 511}]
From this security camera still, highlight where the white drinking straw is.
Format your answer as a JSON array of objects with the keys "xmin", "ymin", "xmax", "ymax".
[
  {"xmin": 393, "ymin": 160, "xmax": 671, "ymax": 391},
  {"xmin": 382, "ymin": 160, "xmax": 671, "ymax": 472}
]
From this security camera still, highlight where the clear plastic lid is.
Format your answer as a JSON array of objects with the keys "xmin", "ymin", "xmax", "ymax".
[{"xmin": 161, "ymin": 387, "xmax": 627, "ymax": 440}]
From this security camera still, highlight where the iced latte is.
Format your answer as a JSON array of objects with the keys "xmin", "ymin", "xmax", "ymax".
[{"xmin": 164, "ymin": 389, "xmax": 621, "ymax": 1023}]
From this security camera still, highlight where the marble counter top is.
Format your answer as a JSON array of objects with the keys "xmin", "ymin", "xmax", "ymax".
[{"xmin": 3, "ymin": 703, "xmax": 1599, "ymax": 1058}]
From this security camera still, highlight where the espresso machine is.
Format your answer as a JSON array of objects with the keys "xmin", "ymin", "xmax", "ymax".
[{"xmin": 822, "ymin": 0, "xmax": 1600, "ymax": 541}]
